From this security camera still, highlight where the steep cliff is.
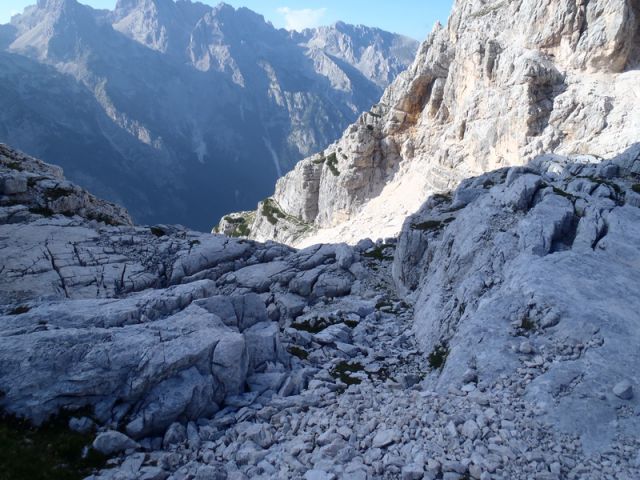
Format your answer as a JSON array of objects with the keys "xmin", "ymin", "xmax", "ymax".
[{"xmin": 228, "ymin": 0, "xmax": 640, "ymax": 246}]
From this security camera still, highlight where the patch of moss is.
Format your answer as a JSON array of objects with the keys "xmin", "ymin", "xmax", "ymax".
[
  {"xmin": 287, "ymin": 346, "xmax": 309, "ymax": 360},
  {"xmin": 8, "ymin": 306, "xmax": 30, "ymax": 315},
  {"xmin": 411, "ymin": 217, "xmax": 454, "ymax": 232},
  {"xmin": 331, "ymin": 361, "xmax": 364, "ymax": 385},
  {"xmin": 428, "ymin": 343, "xmax": 449, "ymax": 370},
  {"xmin": 326, "ymin": 152, "xmax": 340, "ymax": 176},
  {"xmin": 0, "ymin": 414, "xmax": 106, "ymax": 480},
  {"xmin": 312, "ymin": 156, "xmax": 326, "ymax": 165},
  {"xmin": 632, "ymin": 184, "xmax": 640, "ymax": 194}
]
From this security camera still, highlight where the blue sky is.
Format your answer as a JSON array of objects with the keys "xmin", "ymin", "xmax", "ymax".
[{"xmin": 0, "ymin": 1, "xmax": 454, "ymax": 40}]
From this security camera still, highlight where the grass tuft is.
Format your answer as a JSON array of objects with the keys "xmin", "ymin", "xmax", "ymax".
[{"xmin": 0, "ymin": 414, "xmax": 106, "ymax": 480}]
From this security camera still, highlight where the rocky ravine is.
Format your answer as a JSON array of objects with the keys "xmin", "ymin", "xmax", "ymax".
[
  {"xmin": 222, "ymin": 0, "xmax": 640, "ymax": 247},
  {"xmin": 2, "ymin": 141, "xmax": 640, "ymax": 480}
]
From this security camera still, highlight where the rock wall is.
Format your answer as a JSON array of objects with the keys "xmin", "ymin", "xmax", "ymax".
[
  {"xmin": 393, "ymin": 144, "xmax": 640, "ymax": 453},
  {"xmin": 226, "ymin": 0, "xmax": 640, "ymax": 247}
]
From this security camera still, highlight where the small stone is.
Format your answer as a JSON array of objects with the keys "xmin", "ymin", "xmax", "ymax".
[
  {"xmin": 69, "ymin": 416, "xmax": 94, "ymax": 434},
  {"xmin": 163, "ymin": 422, "xmax": 186, "ymax": 448},
  {"xmin": 519, "ymin": 341, "xmax": 534, "ymax": 354},
  {"xmin": 401, "ymin": 464, "xmax": 424, "ymax": 480},
  {"xmin": 462, "ymin": 419, "xmax": 480, "ymax": 439},
  {"xmin": 92, "ymin": 430, "xmax": 138, "ymax": 455},
  {"xmin": 304, "ymin": 469, "xmax": 335, "ymax": 480},
  {"xmin": 613, "ymin": 380, "xmax": 633, "ymax": 400},
  {"xmin": 372, "ymin": 429, "xmax": 396, "ymax": 448}
]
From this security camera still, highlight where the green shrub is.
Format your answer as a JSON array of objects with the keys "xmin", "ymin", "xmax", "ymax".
[
  {"xmin": 362, "ymin": 244, "xmax": 393, "ymax": 261},
  {"xmin": 326, "ymin": 152, "xmax": 340, "ymax": 176},
  {"xmin": 149, "ymin": 226, "xmax": 166, "ymax": 237},
  {"xmin": 287, "ymin": 346, "xmax": 309, "ymax": 360},
  {"xmin": 411, "ymin": 217, "xmax": 454, "ymax": 232},
  {"xmin": 428, "ymin": 343, "xmax": 449, "ymax": 369},
  {"xmin": 331, "ymin": 362, "xmax": 365, "ymax": 385},
  {"xmin": 261, "ymin": 199, "xmax": 286, "ymax": 225}
]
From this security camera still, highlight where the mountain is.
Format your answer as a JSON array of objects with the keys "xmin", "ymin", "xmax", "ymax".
[
  {"xmin": 225, "ymin": 0, "xmax": 640, "ymax": 246},
  {"xmin": 0, "ymin": 0, "xmax": 418, "ymax": 231}
]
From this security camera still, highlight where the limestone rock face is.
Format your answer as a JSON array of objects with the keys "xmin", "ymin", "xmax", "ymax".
[
  {"xmin": 393, "ymin": 145, "xmax": 640, "ymax": 452},
  {"xmin": 228, "ymin": 0, "xmax": 640, "ymax": 246},
  {"xmin": 0, "ymin": 145, "xmax": 358, "ymax": 437}
]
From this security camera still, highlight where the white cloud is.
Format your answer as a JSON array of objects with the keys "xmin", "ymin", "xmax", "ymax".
[{"xmin": 276, "ymin": 7, "xmax": 327, "ymax": 31}]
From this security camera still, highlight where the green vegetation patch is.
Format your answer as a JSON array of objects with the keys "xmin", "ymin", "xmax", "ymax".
[
  {"xmin": 343, "ymin": 319, "xmax": 359, "ymax": 329},
  {"xmin": 331, "ymin": 361, "xmax": 365, "ymax": 385},
  {"xmin": 4, "ymin": 161, "xmax": 24, "ymax": 171},
  {"xmin": 326, "ymin": 152, "xmax": 340, "ymax": 176},
  {"xmin": 223, "ymin": 216, "xmax": 251, "ymax": 237},
  {"xmin": 291, "ymin": 315, "xmax": 357, "ymax": 333},
  {"xmin": 362, "ymin": 244, "xmax": 393, "ymax": 261},
  {"xmin": 520, "ymin": 316, "xmax": 536, "ymax": 332},
  {"xmin": 29, "ymin": 206, "xmax": 54, "ymax": 218},
  {"xmin": 287, "ymin": 346, "xmax": 309, "ymax": 360},
  {"xmin": 86, "ymin": 212, "xmax": 119, "ymax": 226},
  {"xmin": 552, "ymin": 187, "xmax": 577, "ymax": 201},
  {"xmin": 291, "ymin": 316, "xmax": 335, "ymax": 334},
  {"xmin": 149, "ymin": 226, "xmax": 166, "ymax": 237},
  {"xmin": 428, "ymin": 343, "xmax": 449, "ymax": 370},
  {"xmin": 45, "ymin": 187, "xmax": 72, "ymax": 201},
  {"xmin": 411, "ymin": 217, "xmax": 454, "ymax": 232},
  {"xmin": 632, "ymin": 184, "xmax": 640, "ymax": 194},
  {"xmin": 432, "ymin": 193, "xmax": 453, "ymax": 203},
  {"xmin": 261, "ymin": 199, "xmax": 286, "ymax": 225},
  {"xmin": 0, "ymin": 414, "xmax": 106, "ymax": 480}
]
